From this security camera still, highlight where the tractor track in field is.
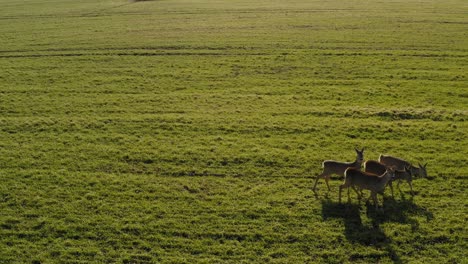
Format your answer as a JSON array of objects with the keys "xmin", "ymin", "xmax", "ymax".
[
  {"xmin": 0, "ymin": 48, "xmax": 466, "ymax": 59},
  {"xmin": 0, "ymin": 52, "xmax": 267, "ymax": 59}
]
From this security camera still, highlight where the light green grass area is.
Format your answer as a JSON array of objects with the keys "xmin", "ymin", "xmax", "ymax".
[{"xmin": 0, "ymin": 0, "xmax": 467, "ymax": 263}]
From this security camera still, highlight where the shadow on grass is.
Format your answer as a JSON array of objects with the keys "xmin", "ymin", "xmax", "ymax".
[
  {"xmin": 320, "ymin": 196, "xmax": 433, "ymax": 263},
  {"xmin": 378, "ymin": 195, "xmax": 434, "ymax": 224}
]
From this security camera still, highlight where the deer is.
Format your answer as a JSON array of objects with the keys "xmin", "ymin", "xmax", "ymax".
[
  {"xmin": 312, "ymin": 148, "xmax": 364, "ymax": 194},
  {"xmin": 339, "ymin": 167, "xmax": 395, "ymax": 210},
  {"xmin": 378, "ymin": 154, "xmax": 427, "ymax": 178},
  {"xmin": 364, "ymin": 160, "xmax": 414, "ymax": 196}
]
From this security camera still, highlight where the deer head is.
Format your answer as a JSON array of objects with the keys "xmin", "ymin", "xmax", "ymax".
[
  {"xmin": 354, "ymin": 147, "xmax": 365, "ymax": 162},
  {"xmin": 418, "ymin": 163, "xmax": 428, "ymax": 178}
]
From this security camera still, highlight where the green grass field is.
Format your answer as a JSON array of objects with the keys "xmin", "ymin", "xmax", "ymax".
[{"xmin": 0, "ymin": 0, "xmax": 467, "ymax": 263}]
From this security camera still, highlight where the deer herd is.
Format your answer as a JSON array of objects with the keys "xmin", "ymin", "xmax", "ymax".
[{"xmin": 313, "ymin": 148, "xmax": 428, "ymax": 210}]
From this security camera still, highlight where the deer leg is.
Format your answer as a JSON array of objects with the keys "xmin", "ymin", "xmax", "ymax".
[
  {"xmin": 352, "ymin": 186, "xmax": 361, "ymax": 200},
  {"xmin": 345, "ymin": 185, "xmax": 350, "ymax": 202},
  {"xmin": 372, "ymin": 191, "xmax": 379, "ymax": 210},
  {"xmin": 408, "ymin": 180, "xmax": 414, "ymax": 196},
  {"xmin": 397, "ymin": 180, "xmax": 402, "ymax": 193},
  {"xmin": 338, "ymin": 185, "xmax": 343, "ymax": 203},
  {"xmin": 388, "ymin": 180, "xmax": 394, "ymax": 198},
  {"xmin": 325, "ymin": 176, "xmax": 331, "ymax": 191},
  {"xmin": 312, "ymin": 173, "xmax": 324, "ymax": 193},
  {"xmin": 339, "ymin": 181, "xmax": 350, "ymax": 204}
]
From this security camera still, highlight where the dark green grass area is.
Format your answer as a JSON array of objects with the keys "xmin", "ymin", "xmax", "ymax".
[{"xmin": 0, "ymin": 0, "xmax": 467, "ymax": 263}]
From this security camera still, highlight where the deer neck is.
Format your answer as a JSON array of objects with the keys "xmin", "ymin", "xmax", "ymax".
[
  {"xmin": 409, "ymin": 166, "xmax": 420, "ymax": 176},
  {"xmin": 353, "ymin": 158, "xmax": 363, "ymax": 169}
]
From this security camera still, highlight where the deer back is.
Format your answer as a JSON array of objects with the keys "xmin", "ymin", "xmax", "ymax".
[
  {"xmin": 323, "ymin": 160, "xmax": 361, "ymax": 176},
  {"xmin": 379, "ymin": 154, "xmax": 410, "ymax": 171},
  {"xmin": 364, "ymin": 160, "xmax": 386, "ymax": 176},
  {"xmin": 345, "ymin": 167, "xmax": 393, "ymax": 193}
]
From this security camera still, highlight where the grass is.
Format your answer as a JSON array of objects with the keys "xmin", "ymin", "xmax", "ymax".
[{"xmin": 0, "ymin": 0, "xmax": 467, "ymax": 263}]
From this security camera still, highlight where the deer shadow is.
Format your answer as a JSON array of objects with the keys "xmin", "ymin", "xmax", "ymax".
[
  {"xmin": 357, "ymin": 194, "xmax": 434, "ymax": 235},
  {"xmin": 321, "ymin": 199, "xmax": 391, "ymax": 246},
  {"xmin": 320, "ymin": 195, "xmax": 433, "ymax": 263}
]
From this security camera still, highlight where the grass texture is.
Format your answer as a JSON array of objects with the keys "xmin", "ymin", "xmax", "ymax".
[{"xmin": 0, "ymin": 0, "xmax": 467, "ymax": 263}]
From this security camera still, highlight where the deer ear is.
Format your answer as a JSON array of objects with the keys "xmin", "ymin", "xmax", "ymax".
[
  {"xmin": 361, "ymin": 147, "xmax": 365, "ymax": 152},
  {"xmin": 424, "ymin": 163, "xmax": 428, "ymax": 168}
]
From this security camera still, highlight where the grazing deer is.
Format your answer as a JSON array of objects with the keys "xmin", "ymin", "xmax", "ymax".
[
  {"xmin": 379, "ymin": 154, "xmax": 427, "ymax": 178},
  {"xmin": 312, "ymin": 148, "xmax": 364, "ymax": 194},
  {"xmin": 339, "ymin": 167, "xmax": 395, "ymax": 210},
  {"xmin": 364, "ymin": 160, "xmax": 414, "ymax": 196}
]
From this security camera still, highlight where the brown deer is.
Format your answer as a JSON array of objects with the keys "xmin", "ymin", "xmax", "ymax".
[
  {"xmin": 313, "ymin": 148, "xmax": 364, "ymax": 194},
  {"xmin": 364, "ymin": 160, "xmax": 414, "ymax": 196},
  {"xmin": 379, "ymin": 154, "xmax": 427, "ymax": 178},
  {"xmin": 339, "ymin": 167, "xmax": 395, "ymax": 210}
]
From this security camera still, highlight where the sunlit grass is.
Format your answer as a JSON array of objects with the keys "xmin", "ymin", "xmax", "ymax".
[{"xmin": 0, "ymin": 0, "xmax": 466, "ymax": 262}]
